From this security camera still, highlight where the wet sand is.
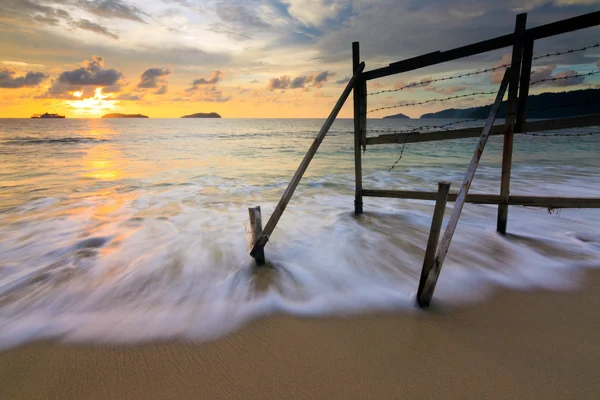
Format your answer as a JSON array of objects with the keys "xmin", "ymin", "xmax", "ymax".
[{"xmin": 1, "ymin": 271, "xmax": 599, "ymax": 400}]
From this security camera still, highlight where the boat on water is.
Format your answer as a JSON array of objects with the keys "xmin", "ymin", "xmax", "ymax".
[{"xmin": 31, "ymin": 113, "xmax": 66, "ymax": 119}]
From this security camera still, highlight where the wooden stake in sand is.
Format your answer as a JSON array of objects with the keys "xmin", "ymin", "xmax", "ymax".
[{"xmin": 247, "ymin": 206, "xmax": 265, "ymax": 266}]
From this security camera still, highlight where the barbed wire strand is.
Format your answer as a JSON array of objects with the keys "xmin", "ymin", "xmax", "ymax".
[
  {"xmin": 368, "ymin": 65, "xmax": 510, "ymax": 97},
  {"xmin": 369, "ymin": 118, "xmax": 483, "ymax": 134},
  {"xmin": 532, "ymin": 43, "xmax": 600, "ymax": 61},
  {"xmin": 366, "ymin": 91, "xmax": 498, "ymax": 114},
  {"xmin": 530, "ymin": 70, "xmax": 600, "ymax": 86}
]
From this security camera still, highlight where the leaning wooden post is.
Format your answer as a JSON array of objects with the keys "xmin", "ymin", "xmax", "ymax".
[
  {"xmin": 419, "ymin": 68, "xmax": 511, "ymax": 307},
  {"xmin": 417, "ymin": 181, "xmax": 451, "ymax": 307},
  {"xmin": 353, "ymin": 42, "xmax": 365, "ymax": 214},
  {"xmin": 247, "ymin": 206, "xmax": 265, "ymax": 265},
  {"xmin": 516, "ymin": 37, "xmax": 534, "ymax": 132},
  {"xmin": 249, "ymin": 62, "xmax": 366, "ymax": 263},
  {"xmin": 497, "ymin": 13, "xmax": 527, "ymax": 235}
]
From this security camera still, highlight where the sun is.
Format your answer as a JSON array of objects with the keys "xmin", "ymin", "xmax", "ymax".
[{"xmin": 66, "ymin": 88, "xmax": 118, "ymax": 116}]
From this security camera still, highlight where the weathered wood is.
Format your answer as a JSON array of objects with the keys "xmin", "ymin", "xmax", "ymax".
[
  {"xmin": 418, "ymin": 68, "xmax": 511, "ymax": 307},
  {"xmin": 417, "ymin": 182, "xmax": 451, "ymax": 308},
  {"xmin": 248, "ymin": 206, "xmax": 265, "ymax": 265},
  {"xmin": 361, "ymin": 190, "xmax": 600, "ymax": 208},
  {"xmin": 362, "ymin": 10, "xmax": 600, "ymax": 80},
  {"xmin": 365, "ymin": 114, "xmax": 600, "ymax": 145},
  {"xmin": 250, "ymin": 62, "xmax": 366, "ymax": 261},
  {"xmin": 516, "ymin": 38, "xmax": 534, "ymax": 132},
  {"xmin": 498, "ymin": 13, "xmax": 527, "ymax": 235},
  {"xmin": 353, "ymin": 42, "xmax": 364, "ymax": 215}
]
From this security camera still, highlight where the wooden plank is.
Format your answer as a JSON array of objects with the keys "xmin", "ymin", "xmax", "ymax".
[
  {"xmin": 353, "ymin": 42, "xmax": 364, "ymax": 215},
  {"xmin": 365, "ymin": 114, "xmax": 600, "ymax": 145},
  {"xmin": 527, "ymin": 10, "xmax": 600, "ymax": 40},
  {"xmin": 247, "ymin": 207, "xmax": 266, "ymax": 265},
  {"xmin": 417, "ymin": 182, "xmax": 451, "ymax": 308},
  {"xmin": 250, "ymin": 62, "xmax": 366, "ymax": 260},
  {"xmin": 362, "ymin": 11, "xmax": 600, "ymax": 81},
  {"xmin": 516, "ymin": 38, "xmax": 534, "ymax": 132},
  {"xmin": 362, "ymin": 190, "xmax": 600, "ymax": 208},
  {"xmin": 498, "ymin": 14, "xmax": 527, "ymax": 235},
  {"xmin": 418, "ymin": 68, "xmax": 511, "ymax": 307}
]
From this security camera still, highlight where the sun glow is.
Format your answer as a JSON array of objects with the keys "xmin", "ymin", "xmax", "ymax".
[{"xmin": 67, "ymin": 88, "xmax": 118, "ymax": 116}]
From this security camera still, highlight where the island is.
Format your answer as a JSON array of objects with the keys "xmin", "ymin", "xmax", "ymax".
[
  {"xmin": 420, "ymin": 88, "xmax": 600, "ymax": 119},
  {"xmin": 101, "ymin": 113, "xmax": 149, "ymax": 118},
  {"xmin": 181, "ymin": 112, "xmax": 222, "ymax": 118},
  {"xmin": 383, "ymin": 113, "xmax": 411, "ymax": 119}
]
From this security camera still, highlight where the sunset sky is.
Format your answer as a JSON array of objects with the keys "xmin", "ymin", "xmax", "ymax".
[{"xmin": 1, "ymin": 0, "xmax": 599, "ymax": 118}]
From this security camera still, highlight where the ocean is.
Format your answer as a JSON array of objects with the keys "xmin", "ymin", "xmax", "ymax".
[{"xmin": 1, "ymin": 118, "xmax": 599, "ymax": 348}]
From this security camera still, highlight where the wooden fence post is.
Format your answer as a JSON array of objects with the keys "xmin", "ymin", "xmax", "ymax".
[
  {"xmin": 516, "ymin": 37, "xmax": 534, "ymax": 132},
  {"xmin": 417, "ymin": 181, "xmax": 451, "ymax": 307},
  {"xmin": 419, "ymin": 69, "xmax": 511, "ymax": 307},
  {"xmin": 249, "ymin": 62, "xmax": 366, "ymax": 262},
  {"xmin": 248, "ymin": 206, "xmax": 266, "ymax": 265},
  {"xmin": 497, "ymin": 13, "xmax": 527, "ymax": 235},
  {"xmin": 353, "ymin": 42, "xmax": 365, "ymax": 214}
]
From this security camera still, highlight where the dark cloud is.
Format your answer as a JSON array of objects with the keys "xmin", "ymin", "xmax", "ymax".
[
  {"xmin": 267, "ymin": 76, "xmax": 291, "ymax": 90},
  {"xmin": 43, "ymin": 55, "xmax": 125, "ymax": 98},
  {"xmin": 313, "ymin": 71, "xmax": 335, "ymax": 88},
  {"xmin": 115, "ymin": 93, "xmax": 141, "ymax": 100},
  {"xmin": 216, "ymin": 1, "xmax": 270, "ymax": 31},
  {"xmin": 546, "ymin": 70, "xmax": 586, "ymax": 87},
  {"xmin": 290, "ymin": 75, "xmax": 313, "ymax": 89},
  {"xmin": 76, "ymin": 0, "xmax": 147, "ymax": 23},
  {"xmin": 137, "ymin": 67, "xmax": 172, "ymax": 89},
  {"xmin": 530, "ymin": 65, "xmax": 555, "ymax": 83},
  {"xmin": 186, "ymin": 71, "xmax": 223, "ymax": 92},
  {"xmin": 155, "ymin": 84, "xmax": 168, "ymax": 94},
  {"xmin": 73, "ymin": 19, "xmax": 119, "ymax": 39},
  {"xmin": 1, "ymin": 0, "xmax": 72, "ymax": 27},
  {"xmin": 0, "ymin": 68, "xmax": 49, "ymax": 88},
  {"xmin": 335, "ymin": 76, "xmax": 350, "ymax": 85}
]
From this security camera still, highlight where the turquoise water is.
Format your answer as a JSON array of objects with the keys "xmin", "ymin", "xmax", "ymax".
[{"xmin": 0, "ymin": 118, "xmax": 599, "ymax": 347}]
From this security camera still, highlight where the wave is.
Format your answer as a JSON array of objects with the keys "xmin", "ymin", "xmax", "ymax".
[{"xmin": 2, "ymin": 137, "xmax": 110, "ymax": 145}]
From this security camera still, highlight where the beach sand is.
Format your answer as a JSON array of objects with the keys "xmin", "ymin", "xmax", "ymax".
[{"xmin": 1, "ymin": 271, "xmax": 599, "ymax": 400}]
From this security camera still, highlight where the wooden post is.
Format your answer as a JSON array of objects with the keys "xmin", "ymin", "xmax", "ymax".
[
  {"xmin": 516, "ymin": 37, "xmax": 534, "ymax": 132},
  {"xmin": 419, "ymin": 69, "xmax": 511, "ymax": 307},
  {"xmin": 249, "ymin": 62, "xmax": 366, "ymax": 262},
  {"xmin": 497, "ymin": 13, "xmax": 527, "ymax": 235},
  {"xmin": 417, "ymin": 181, "xmax": 451, "ymax": 307},
  {"xmin": 248, "ymin": 206, "xmax": 265, "ymax": 265},
  {"xmin": 353, "ymin": 42, "xmax": 364, "ymax": 214}
]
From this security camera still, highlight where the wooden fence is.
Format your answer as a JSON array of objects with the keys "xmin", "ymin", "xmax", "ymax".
[{"xmin": 249, "ymin": 10, "xmax": 600, "ymax": 307}]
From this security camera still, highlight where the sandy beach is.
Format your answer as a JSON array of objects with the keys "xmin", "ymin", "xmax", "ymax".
[{"xmin": 1, "ymin": 270, "xmax": 598, "ymax": 400}]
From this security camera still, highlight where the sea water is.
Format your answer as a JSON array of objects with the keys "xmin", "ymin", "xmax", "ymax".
[{"xmin": 0, "ymin": 118, "xmax": 599, "ymax": 348}]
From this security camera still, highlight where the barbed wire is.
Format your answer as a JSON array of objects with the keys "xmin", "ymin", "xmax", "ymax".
[
  {"xmin": 366, "ymin": 91, "xmax": 497, "ymax": 114},
  {"xmin": 517, "ymin": 131, "xmax": 600, "ymax": 137},
  {"xmin": 369, "ymin": 118, "xmax": 483, "ymax": 134},
  {"xmin": 532, "ymin": 43, "xmax": 600, "ymax": 61},
  {"xmin": 530, "ymin": 70, "xmax": 600, "ymax": 86},
  {"xmin": 368, "ymin": 65, "xmax": 509, "ymax": 97},
  {"xmin": 389, "ymin": 133, "xmax": 413, "ymax": 171}
]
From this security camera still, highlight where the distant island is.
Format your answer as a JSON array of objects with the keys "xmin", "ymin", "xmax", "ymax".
[
  {"xmin": 181, "ymin": 112, "xmax": 221, "ymax": 118},
  {"xmin": 102, "ymin": 113, "xmax": 148, "ymax": 118},
  {"xmin": 383, "ymin": 113, "xmax": 410, "ymax": 119},
  {"xmin": 420, "ymin": 88, "xmax": 600, "ymax": 119}
]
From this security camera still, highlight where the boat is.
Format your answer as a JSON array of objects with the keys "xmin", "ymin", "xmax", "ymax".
[{"xmin": 31, "ymin": 113, "xmax": 66, "ymax": 119}]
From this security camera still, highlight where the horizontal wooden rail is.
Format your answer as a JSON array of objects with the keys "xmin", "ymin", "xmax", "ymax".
[
  {"xmin": 365, "ymin": 114, "xmax": 600, "ymax": 145},
  {"xmin": 362, "ymin": 190, "xmax": 600, "ymax": 208},
  {"xmin": 363, "ymin": 10, "xmax": 600, "ymax": 80}
]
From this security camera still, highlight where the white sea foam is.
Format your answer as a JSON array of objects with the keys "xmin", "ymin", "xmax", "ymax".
[{"xmin": 1, "ymin": 118, "xmax": 599, "ymax": 349}]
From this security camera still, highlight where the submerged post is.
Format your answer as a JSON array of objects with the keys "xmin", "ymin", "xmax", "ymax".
[
  {"xmin": 417, "ymin": 181, "xmax": 451, "ymax": 307},
  {"xmin": 248, "ymin": 206, "xmax": 265, "ymax": 265},
  {"xmin": 353, "ymin": 42, "xmax": 365, "ymax": 214},
  {"xmin": 498, "ymin": 13, "xmax": 527, "ymax": 235}
]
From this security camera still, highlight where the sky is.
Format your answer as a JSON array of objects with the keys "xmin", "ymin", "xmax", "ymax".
[{"xmin": 0, "ymin": 0, "xmax": 599, "ymax": 118}]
